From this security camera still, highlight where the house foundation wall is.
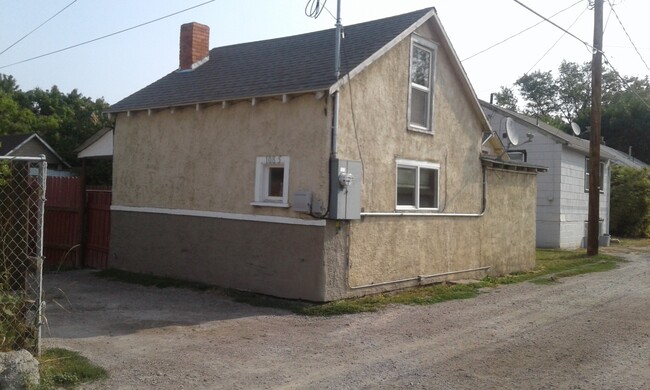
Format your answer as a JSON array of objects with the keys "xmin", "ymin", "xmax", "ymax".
[{"xmin": 109, "ymin": 210, "xmax": 328, "ymax": 301}]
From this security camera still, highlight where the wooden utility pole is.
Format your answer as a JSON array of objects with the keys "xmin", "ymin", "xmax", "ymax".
[{"xmin": 587, "ymin": 0, "xmax": 603, "ymax": 256}]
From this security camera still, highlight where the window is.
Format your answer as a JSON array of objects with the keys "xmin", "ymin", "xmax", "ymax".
[
  {"xmin": 408, "ymin": 36, "xmax": 437, "ymax": 132},
  {"xmin": 396, "ymin": 159, "xmax": 439, "ymax": 210},
  {"xmin": 584, "ymin": 157, "xmax": 605, "ymax": 193},
  {"xmin": 253, "ymin": 156, "xmax": 290, "ymax": 207},
  {"xmin": 507, "ymin": 151, "xmax": 527, "ymax": 162}
]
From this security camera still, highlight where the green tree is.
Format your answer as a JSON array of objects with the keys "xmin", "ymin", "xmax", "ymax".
[
  {"xmin": 610, "ymin": 165, "xmax": 650, "ymax": 237},
  {"xmin": 493, "ymin": 86, "xmax": 518, "ymax": 111},
  {"xmin": 515, "ymin": 70, "xmax": 558, "ymax": 121}
]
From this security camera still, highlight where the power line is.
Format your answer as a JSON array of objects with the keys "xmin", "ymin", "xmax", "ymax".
[
  {"xmin": 513, "ymin": 0, "xmax": 599, "ymax": 54},
  {"xmin": 526, "ymin": 5, "xmax": 589, "ymax": 74},
  {"xmin": 0, "ymin": 0, "xmax": 215, "ymax": 70},
  {"xmin": 606, "ymin": 0, "xmax": 650, "ymax": 72},
  {"xmin": 462, "ymin": 0, "xmax": 583, "ymax": 62},
  {"xmin": 602, "ymin": 54, "xmax": 650, "ymax": 110},
  {"xmin": 0, "ymin": 0, "xmax": 78, "ymax": 56}
]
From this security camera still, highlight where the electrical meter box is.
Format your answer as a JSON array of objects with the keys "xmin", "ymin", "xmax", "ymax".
[{"xmin": 329, "ymin": 159, "xmax": 362, "ymax": 220}]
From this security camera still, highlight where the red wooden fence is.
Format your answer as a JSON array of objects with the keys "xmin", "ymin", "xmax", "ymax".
[{"xmin": 44, "ymin": 177, "xmax": 111, "ymax": 269}]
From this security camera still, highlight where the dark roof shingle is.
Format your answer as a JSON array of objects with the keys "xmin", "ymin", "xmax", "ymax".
[{"xmin": 108, "ymin": 8, "xmax": 433, "ymax": 113}]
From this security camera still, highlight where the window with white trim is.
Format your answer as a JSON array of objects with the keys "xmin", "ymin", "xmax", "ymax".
[
  {"xmin": 584, "ymin": 157, "xmax": 605, "ymax": 193},
  {"xmin": 253, "ymin": 156, "xmax": 290, "ymax": 207},
  {"xmin": 408, "ymin": 36, "xmax": 437, "ymax": 132},
  {"xmin": 396, "ymin": 159, "xmax": 439, "ymax": 210}
]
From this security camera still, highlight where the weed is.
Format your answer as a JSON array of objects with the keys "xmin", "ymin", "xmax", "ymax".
[{"xmin": 37, "ymin": 348, "xmax": 107, "ymax": 389}]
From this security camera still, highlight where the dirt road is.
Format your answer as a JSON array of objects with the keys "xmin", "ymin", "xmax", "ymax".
[{"xmin": 43, "ymin": 249, "xmax": 650, "ymax": 389}]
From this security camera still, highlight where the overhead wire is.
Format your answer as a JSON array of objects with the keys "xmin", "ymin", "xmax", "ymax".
[
  {"xmin": 305, "ymin": 0, "xmax": 328, "ymax": 19},
  {"xmin": 606, "ymin": 0, "xmax": 650, "ymax": 72},
  {"xmin": 525, "ymin": 5, "xmax": 589, "ymax": 74},
  {"xmin": 0, "ymin": 0, "xmax": 215, "ymax": 70},
  {"xmin": 0, "ymin": 0, "xmax": 78, "ymax": 57},
  {"xmin": 462, "ymin": 0, "xmax": 583, "ymax": 62}
]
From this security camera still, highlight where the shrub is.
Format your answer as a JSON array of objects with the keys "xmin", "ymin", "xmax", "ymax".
[{"xmin": 610, "ymin": 165, "xmax": 650, "ymax": 237}]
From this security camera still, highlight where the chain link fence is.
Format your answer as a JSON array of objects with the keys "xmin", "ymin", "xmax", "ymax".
[{"xmin": 0, "ymin": 156, "xmax": 46, "ymax": 355}]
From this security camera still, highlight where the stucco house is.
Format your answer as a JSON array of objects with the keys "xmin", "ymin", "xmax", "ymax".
[
  {"xmin": 106, "ymin": 8, "xmax": 545, "ymax": 301},
  {"xmin": 0, "ymin": 133, "xmax": 71, "ymax": 176},
  {"xmin": 480, "ymin": 101, "xmax": 622, "ymax": 249}
]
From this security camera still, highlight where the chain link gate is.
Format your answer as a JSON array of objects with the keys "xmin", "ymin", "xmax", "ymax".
[{"xmin": 0, "ymin": 156, "xmax": 46, "ymax": 355}]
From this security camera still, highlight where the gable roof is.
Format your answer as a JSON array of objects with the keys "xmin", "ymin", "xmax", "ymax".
[
  {"xmin": 75, "ymin": 127, "xmax": 113, "ymax": 159},
  {"xmin": 480, "ymin": 101, "xmax": 619, "ymax": 161},
  {"xmin": 107, "ymin": 8, "xmax": 434, "ymax": 113},
  {"xmin": 0, "ymin": 133, "xmax": 70, "ymax": 167}
]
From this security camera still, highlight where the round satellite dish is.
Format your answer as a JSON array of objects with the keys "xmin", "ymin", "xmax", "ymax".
[
  {"xmin": 570, "ymin": 122, "xmax": 581, "ymax": 136},
  {"xmin": 505, "ymin": 117, "xmax": 520, "ymax": 146}
]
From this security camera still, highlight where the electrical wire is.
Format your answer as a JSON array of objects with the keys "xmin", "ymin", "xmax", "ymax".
[
  {"xmin": 305, "ymin": 0, "xmax": 328, "ymax": 19},
  {"xmin": 462, "ymin": 0, "xmax": 582, "ymax": 62},
  {"xmin": 606, "ymin": 0, "xmax": 650, "ymax": 72},
  {"xmin": 0, "ymin": 0, "xmax": 215, "ymax": 70},
  {"xmin": 525, "ymin": 5, "xmax": 589, "ymax": 74},
  {"xmin": 513, "ymin": 0, "xmax": 599, "ymax": 54},
  {"xmin": 602, "ymin": 54, "xmax": 650, "ymax": 110},
  {"xmin": 0, "ymin": 0, "xmax": 78, "ymax": 57}
]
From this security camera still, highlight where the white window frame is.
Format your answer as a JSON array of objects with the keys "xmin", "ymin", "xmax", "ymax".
[
  {"xmin": 395, "ymin": 159, "xmax": 440, "ymax": 211},
  {"xmin": 584, "ymin": 157, "xmax": 605, "ymax": 193},
  {"xmin": 252, "ymin": 156, "xmax": 290, "ymax": 207},
  {"xmin": 407, "ymin": 35, "xmax": 438, "ymax": 133}
]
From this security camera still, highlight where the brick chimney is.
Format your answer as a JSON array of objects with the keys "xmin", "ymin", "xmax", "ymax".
[{"xmin": 179, "ymin": 22, "xmax": 210, "ymax": 70}]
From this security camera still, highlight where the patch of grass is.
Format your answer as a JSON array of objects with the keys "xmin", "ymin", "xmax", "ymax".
[
  {"xmin": 90, "ymin": 250, "xmax": 624, "ymax": 317},
  {"xmin": 36, "ymin": 348, "xmax": 107, "ymax": 389},
  {"xmin": 94, "ymin": 269, "xmax": 213, "ymax": 290}
]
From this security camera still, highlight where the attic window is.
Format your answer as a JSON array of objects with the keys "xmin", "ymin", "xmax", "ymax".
[{"xmin": 408, "ymin": 36, "xmax": 438, "ymax": 133}]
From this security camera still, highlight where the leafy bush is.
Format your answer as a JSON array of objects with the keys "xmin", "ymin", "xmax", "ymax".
[{"xmin": 610, "ymin": 165, "xmax": 650, "ymax": 237}]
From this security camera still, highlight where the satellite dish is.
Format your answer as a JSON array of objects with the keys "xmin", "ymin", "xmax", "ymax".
[
  {"xmin": 505, "ymin": 117, "xmax": 520, "ymax": 146},
  {"xmin": 570, "ymin": 122, "xmax": 581, "ymax": 136}
]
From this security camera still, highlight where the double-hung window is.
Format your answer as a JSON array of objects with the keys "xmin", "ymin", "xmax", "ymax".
[
  {"xmin": 408, "ymin": 36, "xmax": 437, "ymax": 132},
  {"xmin": 396, "ymin": 159, "xmax": 439, "ymax": 210},
  {"xmin": 253, "ymin": 156, "xmax": 290, "ymax": 207}
]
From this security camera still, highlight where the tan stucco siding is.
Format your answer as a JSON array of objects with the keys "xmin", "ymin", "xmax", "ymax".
[
  {"xmin": 113, "ymin": 95, "xmax": 330, "ymax": 217},
  {"xmin": 335, "ymin": 25, "xmax": 484, "ymax": 214},
  {"xmin": 347, "ymin": 169, "xmax": 537, "ymax": 288}
]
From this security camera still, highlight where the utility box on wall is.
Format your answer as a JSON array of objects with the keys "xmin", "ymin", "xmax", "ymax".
[{"xmin": 329, "ymin": 159, "xmax": 362, "ymax": 220}]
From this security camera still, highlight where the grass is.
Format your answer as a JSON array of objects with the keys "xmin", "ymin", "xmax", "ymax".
[
  {"xmin": 93, "ymin": 249, "xmax": 624, "ymax": 317},
  {"xmin": 34, "ymin": 348, "xmax": 107, "ymax": 389}
]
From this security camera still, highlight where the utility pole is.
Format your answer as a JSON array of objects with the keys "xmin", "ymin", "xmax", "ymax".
[{"xmin": 587, "ymin": 0, "xmax": 603, "ymax": 256}]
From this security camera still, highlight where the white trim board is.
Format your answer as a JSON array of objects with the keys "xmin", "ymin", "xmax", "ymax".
[{"xmin": 111, "ymin": 205, "xmax": 327, "ymax": 227}]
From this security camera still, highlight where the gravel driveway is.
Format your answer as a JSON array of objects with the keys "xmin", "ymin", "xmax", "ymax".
[{"xmin": 43, "ymin": 248, "xmax": 650, "ymax": 389}]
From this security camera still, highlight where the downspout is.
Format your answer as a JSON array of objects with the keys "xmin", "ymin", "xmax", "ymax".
[{"xmin": 330, "ymin": 0, "xmax": 342, "ymax": 159}]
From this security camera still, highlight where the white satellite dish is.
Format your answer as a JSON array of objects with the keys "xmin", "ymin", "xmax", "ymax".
[
  {"xmin": 505, "ymin": 117, "xmax": 520, "ymax": 146},
  {"xmin": 570, "ymin": 122, "xmax": 581, "ymax": 136}
]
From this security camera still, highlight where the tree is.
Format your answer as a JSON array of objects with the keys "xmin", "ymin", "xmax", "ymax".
[
  {"xmin": 493, "ymin": 86, "xmax": 518, "ymax": 111},
  {"xmin": 515, "ymin": 70, "xmax": 558, "ymax": 121},
  {"xmin": 556, "ymin": 61, "xmax": 590, "ymax": 124},
  {"xmin": 610, "ymin": 165, "xmax": 650, "ymax": 237}
]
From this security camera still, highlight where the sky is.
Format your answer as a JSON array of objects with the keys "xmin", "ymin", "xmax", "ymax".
[{"xmin": 1, "ymin": 0, "xmax": 649, "ymax": 105}]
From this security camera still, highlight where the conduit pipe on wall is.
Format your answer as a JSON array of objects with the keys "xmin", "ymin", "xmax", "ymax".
[
  {"xmin": 360, "ymin": 166, "xmax": 488, "ymax": 218},
  {"xmin": 349, "ymin": 266, "xmax": 492, "ymax": 290}
]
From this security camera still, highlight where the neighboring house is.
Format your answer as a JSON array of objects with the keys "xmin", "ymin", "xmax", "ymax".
[
  {"xmin": 106, "ymin": 8, "xmax": 545, "ymax": 301},
  {"xmin": 0, "ymin": 133, "xmax": 71, "ymax": 176},
  {"xmin": 481, "ymin": 101, "xmax": 619, "ymax": 249},
  {"xmin": 75, "ymin": 127, "xmax": 113, "ymax": 160}
]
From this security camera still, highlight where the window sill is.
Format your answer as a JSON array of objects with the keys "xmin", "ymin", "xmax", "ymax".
[
  {"xmin": 251, "ymin": 201, "xmax": 290, "ymax": 208},
  {"xmin": 407, "ymin": 127, "xmax": 434, "ymax": 135}
]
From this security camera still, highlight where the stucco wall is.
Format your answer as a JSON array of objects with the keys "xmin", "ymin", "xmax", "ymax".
[
  {"xmin": 110, "ymin": 210, "xmax": 328, "ymax": 301},
  {"xmin": 113, "ymin": 94, "xmax": 330, "ymax": 218}
]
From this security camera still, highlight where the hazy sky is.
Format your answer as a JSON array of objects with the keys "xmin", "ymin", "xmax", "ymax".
[{"xmin": 1, "ymin": 0, "xmax": 649, "ymax": 105}]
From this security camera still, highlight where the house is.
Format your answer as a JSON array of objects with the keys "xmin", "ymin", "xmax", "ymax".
[
  {"xmin": 0, "ymin": 133, "xmax": 71, "ymax": 176},
  {"xmin": 105, "ymin": 8, "xmax": 545, "ymax": 301},
  {"xmin": 481, "ymin": 101, "xmax": 619, "ymax": 249},
  {"xmin": 75, "ymin": 127, "xmax": 113, "ymax": 160}
]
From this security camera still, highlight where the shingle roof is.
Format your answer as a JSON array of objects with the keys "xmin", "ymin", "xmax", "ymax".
[
  {"xmin": 107, "ymin": 8, "xmax": 433, "ymax": 113},
  {"xmin": 0, "ymin": 133, "xmax": 33, "ymax": 155},
  {"xmin": 479, "ymin": 101, "xmax": 619, "ymax": 161}
]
